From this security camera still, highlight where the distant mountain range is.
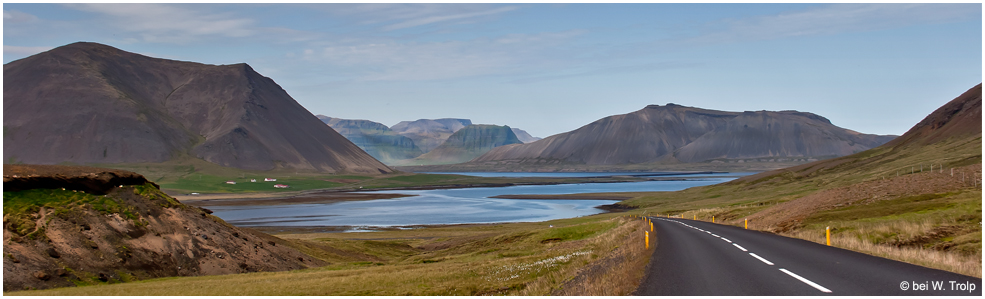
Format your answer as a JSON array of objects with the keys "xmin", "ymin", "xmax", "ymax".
[
  {"xmin": 512, "ymin": 128, "xmax": 542, "ymax": 143},
  {"xmin": 317, "ymin": 116, "xmax": 423, "ymax": 165},
  {"xmin": 401, "ymin": 125, "xmax": 523, "ymax": 165},
  {"xmin": 390, "ymin": 118, "xmax": 473, "ymax": 153},
  {"xmin": 3, "ymin": 42, "xmax": 391, "ymax": 174},
  {"xmin": 319, "ymin": 116, "xmax": 541, "ymax": 165},
  {"xmin": 473, "ymin": 104, "xmax": 898, "ymax": 166}
]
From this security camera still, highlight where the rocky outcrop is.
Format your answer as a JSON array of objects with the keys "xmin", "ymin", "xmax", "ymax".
[
  {"xmin": 2, "ymin": 165, "xmax": 324, "ymax": 291},
  {"xmin": 3, "ymin": 164, "xmax": 156, "ymax": 194},
  {"xmin": 3, "ymin": 42, "xmax": 391, "ymax": 174}
]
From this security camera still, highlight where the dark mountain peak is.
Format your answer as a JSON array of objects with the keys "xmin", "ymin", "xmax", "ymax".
[
  {"xmin": 4, "ymin": 42, "xmax": 391, "ymax": 173},
  {"xmin": 54, "ymin": 41, "xmax": 125, "ymax": 54}
]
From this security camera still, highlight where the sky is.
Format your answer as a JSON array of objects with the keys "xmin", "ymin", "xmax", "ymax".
[{"xmin": 3, "ymin": 3, "xmax": 982, "ymax": 138}]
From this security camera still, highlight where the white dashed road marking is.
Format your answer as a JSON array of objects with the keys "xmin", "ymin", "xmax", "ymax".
[
  {"xmin": 658, "ymin": 217, "xmax": 834, "ymax": 293},
  {"xmin": 749, "ymin": 253, "xmax": 774, "ymax": 265},
  {"xmin": 779, "ymin": 268, "xmax": 833, "ymax": 293}
]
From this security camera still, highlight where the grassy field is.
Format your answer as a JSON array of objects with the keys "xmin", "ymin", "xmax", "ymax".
[
  {"xmin": 7, "ymin": 212, "xmax": 653, "ymax": 296},
  {"xmin": 89, "ymin": 157, "xmax": 658, "ymax": 195}
]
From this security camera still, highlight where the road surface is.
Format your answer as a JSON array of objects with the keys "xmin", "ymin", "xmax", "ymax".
[{"xmin": 634, "ymin": 217, "xmax": 982, "ymax": 296}]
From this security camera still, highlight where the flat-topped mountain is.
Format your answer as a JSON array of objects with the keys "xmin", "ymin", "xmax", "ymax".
[
  {"xmin": 3, "ymin": 42, "xmax": 390, "ymax": 174},
  {"xmin": 390, "ymin": 118, "xmax": 473, "ymax": 153},
  {"xmin": 402, "ymin": 124, "xmax": 522, "ymax": 165},
  {"xmin": 318, "ymin": 116, "xmax": 423, "ymax": 164},
  {"xmin": 474, "ymin": 104, "xmax": 896, "ymax": 165}
]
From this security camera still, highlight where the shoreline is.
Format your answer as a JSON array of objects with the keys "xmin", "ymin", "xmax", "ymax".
[{"xmin": 173, "ymin": 173, "xmax": 737, "ymax": 205}]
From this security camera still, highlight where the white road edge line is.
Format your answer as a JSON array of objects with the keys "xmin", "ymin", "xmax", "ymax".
[
  {"xmin": 748, "ymin": 253, "xmax": 774, "ymax": 265},
  {"xmin": 721, "ymin": 238, "xmax": 731, "ymax": 243},
  {"xmin": 779, "ymin": 268, "xmax": 833, "ymax": 293},
  {"xmin": 733, "ymin": 243, "xmax": 748, "ymax": 252}
]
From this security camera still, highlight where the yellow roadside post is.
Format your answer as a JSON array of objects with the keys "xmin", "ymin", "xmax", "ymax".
[
  {"xmin": 712, "ymin": 216, "xmax": 715, "ymax": 223},
  {"xmin": 650, "ymin": 221, "xmax": 653, "ymax": 231},
  {"xmin": 826, "ymin": 227, "xmax": 831, "ymax": 246},
  {"xmin": 645, "ymin": 231, "xmax": 649, "ymax": 249},
  {"xmin": 745, "ymin": 219, "xmax": 748, "ymax": 229},
  {"xmin": 693, "ymin": 215, "xmax": 696, "ymax": 220}
]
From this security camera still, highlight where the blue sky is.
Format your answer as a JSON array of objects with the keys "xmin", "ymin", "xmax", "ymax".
[{"xmin": 4, "ymin": 3, "xmax": 982, "ymax": 138}]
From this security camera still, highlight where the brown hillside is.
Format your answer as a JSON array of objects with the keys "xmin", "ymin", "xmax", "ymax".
[
  {"xmin": 733, "ymin": 83, "xmax": 983, "ymax": 185},
  {"xmin": 884, "ymin": 83, "xmax": 982, "ymax": 148},
  {"xmin": 3, "ymin": 165, "xmax": 325, "ymax": 291},
  {"xmin": 3, "ymin": 42, "xmax": 391, "ymax": 174},
  {"xmin": 475, "ymin": 104, "xmax": 894, "ymax": 165}
]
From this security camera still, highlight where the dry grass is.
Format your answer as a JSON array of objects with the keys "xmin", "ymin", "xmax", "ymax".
[
  {"xmin": 782, "ymin": 220, "xmax": 982, "ymax": 278},
  {"xmin": 543, "ymin": 217, "xmax": 653, "ymax": 295},
  {"xmin": 7, "ymin": 213, "xmax": 649, "ymax": 296}
]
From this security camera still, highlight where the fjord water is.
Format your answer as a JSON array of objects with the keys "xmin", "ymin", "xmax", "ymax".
[{"xmin": 210, "ymin": 172, "xmax": 753, "ymax": 228}]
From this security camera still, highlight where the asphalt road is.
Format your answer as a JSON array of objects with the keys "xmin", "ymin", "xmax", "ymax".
[{"xmin": 634, "ymin": 217, "xmax": 982, "ymax": 296}]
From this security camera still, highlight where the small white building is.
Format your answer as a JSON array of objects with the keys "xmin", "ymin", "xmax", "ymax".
[
  {"xmin": 251, "ymin": 179, "xmax": 257, "ymax": 182},
  {"xmin": 273, "ymin": 184, "xmax": 289, "ymax": 188},
  {"xmin": 264, "ymin": 178, "xmax": 277, "ymax": 182},
  {"xmin": 225, "ymin": 181, "xmax": 236, "ymax": 185}
]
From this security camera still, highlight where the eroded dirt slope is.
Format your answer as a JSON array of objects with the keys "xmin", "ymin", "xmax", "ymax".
[{"xmin": 3, "ymin": 165, "xmax": 325, "ymax": 291}]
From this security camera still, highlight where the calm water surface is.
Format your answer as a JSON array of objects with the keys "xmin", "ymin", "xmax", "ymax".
[{"xmin": 209, "ymin": 172, "xmax": 754, "ymax": 228}]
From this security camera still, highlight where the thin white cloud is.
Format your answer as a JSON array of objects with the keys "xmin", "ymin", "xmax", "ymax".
[
  {"xmin": 688, "ymin": 4, "xmax": 978, "ymax": 44},
  {"xmin": 303, "ymin": 30, "xmax": 585, "ymax": 81},
  {"xmin": 63, "ymin": 4, "xmax": 256, "ymax": 43},
  {"xmin": 3, "ymin": 10, "xmax": 38, "ymax": 23},
  {"xmin": 508, "ymin": 61, "xmax": 702, "ymax": 84},
  {"xmin": 3, "ymin": 45, "xmax": 52, "ymax": 57},
  {"xmin": 383, "ymin": 6, "xmax": 517, "ymax": 30},
  {"xmin": 321, "ymin": 4, "xmax": 519, "ymax": 31}
]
